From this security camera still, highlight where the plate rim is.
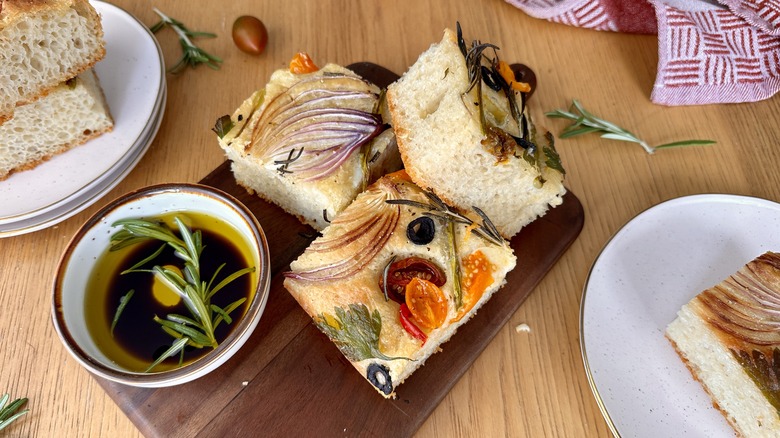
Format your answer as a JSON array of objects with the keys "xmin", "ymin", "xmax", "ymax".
[
  {"xmin": 0, "ymin": 0, "xmax": 165, "ymax": 235},
  {"xmin": 579, "ymin": 192, "xmax": 780, "ymax": 437},
  {"xmin": 0, "ymin": 85, "xmax": 167, "ymax": 237}
]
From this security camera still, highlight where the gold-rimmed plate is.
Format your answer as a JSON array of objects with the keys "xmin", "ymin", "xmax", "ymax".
[{"xmin": 580, "ymin": 194, "xmax": 780, "ymax": 437}]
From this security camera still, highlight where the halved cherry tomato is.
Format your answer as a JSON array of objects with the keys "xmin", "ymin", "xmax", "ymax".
[
  {"xmin": 399, "ymin": 303, "xmax": 427, "ymax": 344},
  {"xmin": 379, "ymin": 257, "xmax": 446, "ymax": 304},
  {"xmin": 497, "ymin": 60, "xmax": 531, "ymax": 93},
  {"xmin": 455, "ymin": 250, "xmax": 495, "ymax": 321},
  {"xmin": 289, "ymin": 52, "xmax": 319, "ymax": 74},
  {"xmin": 405, "ymin": 277, "xmax": 448, "ymax": 330}
]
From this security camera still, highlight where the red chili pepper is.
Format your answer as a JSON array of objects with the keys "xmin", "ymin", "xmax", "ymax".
[{"xmin": 399, "ymin": 304, "xmax": 427, "ymax": 344}]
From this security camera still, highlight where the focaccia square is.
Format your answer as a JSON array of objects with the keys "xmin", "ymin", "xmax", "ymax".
[{"xmin": 284, "ymin": 171, "xmax": 517, "ymax": 398}]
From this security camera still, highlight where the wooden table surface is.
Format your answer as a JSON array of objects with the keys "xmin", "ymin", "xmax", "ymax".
[{"xmin": 2, "ymin": 0, "xmax": 778, "ymax": 436}]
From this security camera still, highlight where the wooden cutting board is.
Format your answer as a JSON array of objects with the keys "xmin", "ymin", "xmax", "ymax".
[{"xmin": 95, "ymin": 63, "xmax": 585, "ymax": 437}]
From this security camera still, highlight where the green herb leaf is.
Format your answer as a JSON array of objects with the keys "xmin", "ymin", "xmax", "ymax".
[
  {"xmin": 315, "ymin": 304, "xmax": 409, "ymax": 362},
  {"xmin": 446, "ymin": 220, "xmax": 463, "ymax": 310},
  {"xmin": 207, "ymin": 266, "xmax": 254, "ymax": 300},
  {"xmin": 212, "ymin": 115, "xmax": 235, "ymax": 139},
  {"xmin": 213, "ymin": 298, "xmax": 247, "ymax": 330},
  {"xmin": 545, "ymin": 99, "xmax": 716, "ymax": 154},
  {"xmin": 0, "ymin": 393, "xmax": 28, "ymax": 432},
  {"xmin": 145, "ymin": 337, "xmax": 190, "ymax": 372},
  {"xmin": 656, "ymin": 139, "xmax": 717, "ymax": 149},
  {"xmin": 150, "ymin": 8, "xmax": 222, "ymax": 74},
  {"xmin": 111, "ymin": 289, "xmax": 134, "ymax": 335}
]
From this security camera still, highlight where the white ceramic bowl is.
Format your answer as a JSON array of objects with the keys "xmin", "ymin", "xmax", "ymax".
[{"xmin": 52, "ymin": 183, "xmax": 270, "ymax": 387}]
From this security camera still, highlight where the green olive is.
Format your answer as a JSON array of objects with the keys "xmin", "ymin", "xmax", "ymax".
[{"xmin": 232, "ymin": 16, "xmax": 268, "ymax": 55}]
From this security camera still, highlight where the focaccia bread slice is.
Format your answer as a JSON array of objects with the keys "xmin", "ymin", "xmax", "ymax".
[
  {"xmin": 387, "ymin": 26, "xmax": 566, "ymax": 239},
  {"xmin": 666, "ymin": 252, "xmax": 780, "ymax": 437},
  {"xmin": 0, "ymin": 69, "xmax": 113, "ymax": 180},
  {"xmin": 216, "ymin": 58, "xmax": 402, "ymax": 230},
  {"xmin": 284, "ymin": 171, "xmax": 517, "ymax": 398},
  {"xmin": 0, "ymin": 0, "xmax": 106, "ymax": 123}
]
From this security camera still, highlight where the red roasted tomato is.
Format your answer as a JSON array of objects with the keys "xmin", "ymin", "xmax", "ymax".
[{"xmin": 379, "ymin": 256, "xmax": 446, "ymax": 304}]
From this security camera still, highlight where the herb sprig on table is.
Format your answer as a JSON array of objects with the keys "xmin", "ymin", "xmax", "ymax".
[
  {"xmin": 110, "ymin": 217, "xmax": 254, "ymax": 372},
  {"xmin": 546, "ymin": 99, "xmax": 715, "ymax": 154},
  {"xmin": 0, "ymin": 393, "xmax": 28, "ymax": 432},
  {"xmin": 150, "ymin": 8, "xmax": 222, "ymax": 74}
]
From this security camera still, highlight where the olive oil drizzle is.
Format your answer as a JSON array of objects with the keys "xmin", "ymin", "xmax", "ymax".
[{"xmin": 109, "ymin": 216, "xmax": 255, "ymax": 372}]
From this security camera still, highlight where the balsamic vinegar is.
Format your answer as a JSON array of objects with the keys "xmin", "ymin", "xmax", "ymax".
[{"xmin": 84, "ymin": 212, "xmax": 256, "ymax": 372}]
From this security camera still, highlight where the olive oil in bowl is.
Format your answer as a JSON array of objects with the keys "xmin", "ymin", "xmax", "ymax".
[{"xmin": 84, "ymin": 212, "xmax": 257, "ymax": 372}]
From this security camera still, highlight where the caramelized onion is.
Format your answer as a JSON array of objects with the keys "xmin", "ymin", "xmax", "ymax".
[
  {"xmin": 284, "ymin": 178, "xmax": 402, "ymax": 281},
  {"xmin": 248, "ymin": 74, "xmax": 384, "ymax": 181},
  {"xmin": 695, "ymin": 253, "xmax": 780, "ymax": 347}
]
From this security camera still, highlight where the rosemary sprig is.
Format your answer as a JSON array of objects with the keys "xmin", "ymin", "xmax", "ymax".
[
  {"xmin": 455, "ymin": 22, "xmax": 564, "ymax": 183},
  {"xmin": 110, "ymin": 216, "xmax": 255, "ymax": 372},
  {"xmin": 111, "ymin": 289, "xmax": 134, "ymax": 334},
  {"xmin": 386, "ymin": 191, "xmax": 504, "ymax": 247},
  {"xmin": 150, "ymin": 8, "xmax": 222, "ymax": 74},
  {"xmin": 545, "ymin": 99, "xmax": 715, "ymax": 154},
  {"xmin": 0, "ymin": 393, "xmax": 28, "ymax": 432}
]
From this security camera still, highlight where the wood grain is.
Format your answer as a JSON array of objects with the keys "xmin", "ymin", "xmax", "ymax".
[
  {"xmin": 95, "ymin": 162, "xmax": 583, "ymax": 437},
  {"xmin": 1, "ymin": 0, "xmax": 779, "ymax": 437}
]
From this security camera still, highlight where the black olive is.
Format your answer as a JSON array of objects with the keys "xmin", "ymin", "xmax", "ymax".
[
  {"xmin": 367, "ymin": 363, "xmax": 393, "ymax": 396},
  {"xmin": 406, "ymin": 216, "xmax": 435, "ymax": 245},
  {"xmin": 510, "ymin": 63, "xmax": 537, "ymax": 98}
]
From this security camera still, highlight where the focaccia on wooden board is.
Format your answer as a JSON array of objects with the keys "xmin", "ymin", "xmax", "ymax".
[{"xmin": 284, "ymin": 171, "xmax": 517, "ymax": 398}]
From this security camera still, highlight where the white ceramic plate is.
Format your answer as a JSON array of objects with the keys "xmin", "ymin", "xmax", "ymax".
[
  {"xmin": 581, "ymin": 194, "xmax": 780, "ymax": 437},
  {"xmin": 0, "ymin": 1, "xmax": 165, "ymax": 236}
]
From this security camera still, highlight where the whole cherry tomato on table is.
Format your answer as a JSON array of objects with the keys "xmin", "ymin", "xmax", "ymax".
[{"xmin": 232, "ymin": 16, "xmax": 268, "ymax": 55}]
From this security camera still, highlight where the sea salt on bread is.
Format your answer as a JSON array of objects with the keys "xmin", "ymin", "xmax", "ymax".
[
  {"xmin": 284, "ymin": 171, "xmax": 517, "ymax": 398},
  {"xmin": 0, "ymin": 69, "xmax": 113, "ymax": 180},
  {"xmin": 666, "ymin": 252, "xmax": 780, "ymax": 437},
  {"xmin": 217, "ymin": 61, "xmax": 401, "ymax": 230},
  {"xmin": 0, "ymin": 0, "xmax": 106, "ymax": 123},
  {"xmin": 387, "ymin": 28, "xmax": 565, "ymax": 238}
]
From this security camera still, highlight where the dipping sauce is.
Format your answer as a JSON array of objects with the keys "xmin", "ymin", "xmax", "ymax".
[{"xmin": 84, "ymin": 212, "xmax": 257, "ymax": 372}]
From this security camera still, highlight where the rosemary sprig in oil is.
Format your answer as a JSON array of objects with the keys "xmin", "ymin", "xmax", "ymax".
[
  {"xmin": 150, "ymin": 8, "xmax": 222, "ymax": 74},
  {"xmin": 110, "ymin": 216, "xmax": 254, "ymax": 372},
  {"xmin": 545, "ymin": 99, "xmax": 716, "ymax": 154},
  {"xmin": 0, "ymin": 393, "xmax": 28, "ymax": 432}
]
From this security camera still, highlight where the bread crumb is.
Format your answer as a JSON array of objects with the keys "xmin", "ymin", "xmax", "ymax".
[
  {"xmin": 515, "ymin": 323, "xmax": 531, "ymax": 333},
  {"xmin": 242, "ymin": 381, "xmax": 249, "ymax": 386}
]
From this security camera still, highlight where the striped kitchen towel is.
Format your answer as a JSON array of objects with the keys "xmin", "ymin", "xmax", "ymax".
[{"xmin": 505, "ymin": 0, "xmax": 780, "ymax": 105}]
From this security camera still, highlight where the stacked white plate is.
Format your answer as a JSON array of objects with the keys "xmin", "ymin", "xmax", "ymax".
[{"xmin": 0, "ymin": 1, "xmax": 166, "ymax": 237}]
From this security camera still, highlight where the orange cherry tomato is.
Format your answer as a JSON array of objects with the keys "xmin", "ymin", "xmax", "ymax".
[
  {"xmin": 405, "ymin": 277, "xmax": 448, "ymax": 330},
  {"xmin": 497, "ymin": 60, "xmax": 531, "ymax": 93},
  {"xmin": 289, "ymin": 52, "xmax": 319, "ymax": 74},
  {"xmin": 455, "ymin": 250, "xmax": 495, "ymax": 321},
  {"xmin": 379, "ymin": 256, "xmax": 446, "ymax": 304}
]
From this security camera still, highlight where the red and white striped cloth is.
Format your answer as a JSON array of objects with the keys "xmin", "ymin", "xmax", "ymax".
[{"xmin": 505, "ymin": 0, "xmax": 780, "ymax": 105}]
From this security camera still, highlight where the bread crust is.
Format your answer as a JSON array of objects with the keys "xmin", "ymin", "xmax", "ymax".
[
  {"xmin": 0, "ymin": 69, "xmax": 113, "ymax": 180},
  {"xmin": 0, "ymin": 0, "xmax": 105, "ymax": 121},
  {"xmin": 0, "ymin": 123, "xmax": 112, "ymax": 181}
]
